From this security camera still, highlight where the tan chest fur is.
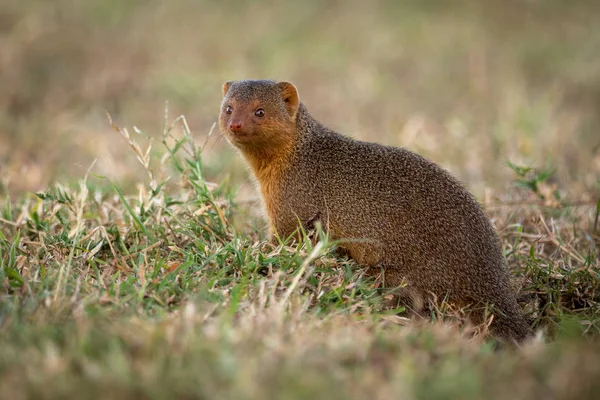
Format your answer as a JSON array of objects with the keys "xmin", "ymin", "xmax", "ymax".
[
  {"xmin": 245, "ymin": 150, "xmax": 292, "ymax": 235},
  {"xmin": 256, "ymin": 164, "xmax": 284, "ymax": 231}
]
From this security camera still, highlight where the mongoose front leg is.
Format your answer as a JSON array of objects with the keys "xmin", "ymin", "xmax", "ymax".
[
  {"xmin": 268, "ymin": 211, "xmax": 322, "ymax": 245},
  {"xmin": 302, "ymin": 211, "xmax": 322, "ymax": 232}
]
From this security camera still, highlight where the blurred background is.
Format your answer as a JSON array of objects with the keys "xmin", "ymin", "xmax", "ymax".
[{"xmin": 1, "ymin": 0, "xmax": 599, "ymax": 198}]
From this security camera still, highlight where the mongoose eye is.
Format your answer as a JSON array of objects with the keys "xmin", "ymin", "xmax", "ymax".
[
  {"xmin": 254, "ymin": 108, "xmax": 265, "ymax": 118},
  {"xmin": 225, "ymin": 105, "xmax": 233, "ymax": 114}
]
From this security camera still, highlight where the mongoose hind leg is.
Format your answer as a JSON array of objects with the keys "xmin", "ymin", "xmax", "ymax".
[{"xmin": 366, "ymin": 266, "xmax": 428, "ymax": 317}]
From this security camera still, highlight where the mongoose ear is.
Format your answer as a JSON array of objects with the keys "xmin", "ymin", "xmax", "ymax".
[
  {"xmin": 276, "ymin": 81, "xmax": 299, "ymax": 116},
  {"xmin": 222, "ymin": 81, "xmax": 233, "ymax": 96}
]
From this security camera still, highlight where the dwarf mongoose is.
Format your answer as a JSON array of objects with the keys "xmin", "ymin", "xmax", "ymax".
[{"xmin": 218, "ymin": 79, "xmax": 531, "ymax": 343}]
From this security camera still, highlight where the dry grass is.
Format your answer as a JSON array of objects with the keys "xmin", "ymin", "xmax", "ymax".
[{"xmin": 1, "ymin": 0, "xmax": 599, "ymax": 195}]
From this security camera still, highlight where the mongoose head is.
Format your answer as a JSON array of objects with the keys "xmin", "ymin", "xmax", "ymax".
[{"xmin": 219, "ymin": 80, "xmax": 300, "ymax": 150}]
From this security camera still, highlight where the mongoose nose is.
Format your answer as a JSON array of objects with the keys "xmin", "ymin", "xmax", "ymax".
[{"xmin": 229, "ymin": 121, "xmax": 243, "ymax": 132}]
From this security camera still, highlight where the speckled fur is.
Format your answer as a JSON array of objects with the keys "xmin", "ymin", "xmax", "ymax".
[{"xmin": 219, "ymin": 80, "xmax": 531, "ymax": 343}]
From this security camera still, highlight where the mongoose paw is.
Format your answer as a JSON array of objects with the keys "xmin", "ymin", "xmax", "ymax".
[{"xmin": 303, "ymin": 211, "xmax": 322, "ymax": 231}]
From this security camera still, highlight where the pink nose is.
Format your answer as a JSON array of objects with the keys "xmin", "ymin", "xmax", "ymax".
[{"xmin": 229, "ymin": 121, "xmax": 242, "ymax": 132}]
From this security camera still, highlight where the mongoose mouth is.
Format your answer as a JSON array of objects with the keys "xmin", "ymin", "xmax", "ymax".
[{"xmin": 227, "ymin": 131, "xmax": 254, "ymax": 144}]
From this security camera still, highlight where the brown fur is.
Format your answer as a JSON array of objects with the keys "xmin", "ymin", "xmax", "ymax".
[{"xmin": 219, "ymin": 79, "xmax": 532, "ymax": 343}]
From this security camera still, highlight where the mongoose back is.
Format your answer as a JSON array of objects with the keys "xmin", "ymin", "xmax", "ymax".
[{"xmin": 219, "ymin": 79, "xmax": 531, "ymax": 343}]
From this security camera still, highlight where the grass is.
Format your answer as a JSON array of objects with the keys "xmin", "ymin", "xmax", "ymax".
[
  {"xmin": 1, "ymin": 0, "xmax": 600, "ymax": 194},
  {"xmin": 1, "ymin": 109, "xmax": 599, "ymax": 399}
]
